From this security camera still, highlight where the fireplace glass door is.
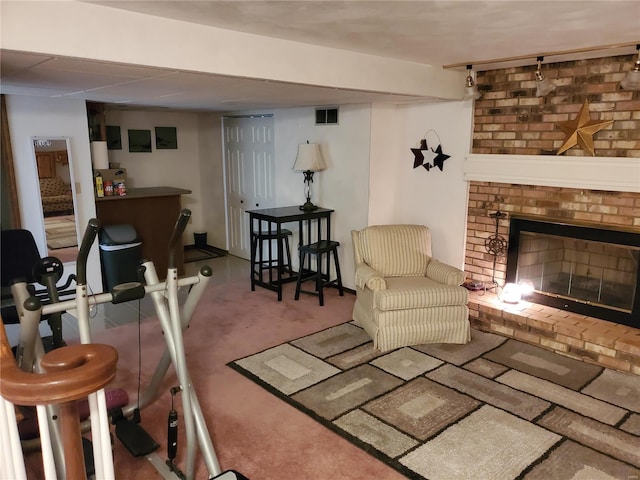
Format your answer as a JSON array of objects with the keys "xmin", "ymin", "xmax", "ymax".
[
  {"xmin": 506, "ymin": 217, "xmax": 640, "ymax": 328},
  {"xmin": 516, "ymin": 231, "xmax": 637, "ymax": 312}
]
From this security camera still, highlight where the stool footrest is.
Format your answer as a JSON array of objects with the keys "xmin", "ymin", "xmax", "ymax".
[
  {"xmin": 252, "ymin": 229, "xmax": 292, "ymax": 240},
  {"xmin": 299, "ymin": 240, "xmax": 340, "ymax": 253},
  {"xmin": 251, "ymin": 229, "xmax": 294, "ymax": 287},
  {"xmin": 295, "ymin": 241, "xmax": 343, "ymax": 306}
]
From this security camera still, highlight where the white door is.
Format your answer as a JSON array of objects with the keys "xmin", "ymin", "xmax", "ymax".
[{"xmin": 223, "ymin": 115, "xmax": 275, "ymax": 259}]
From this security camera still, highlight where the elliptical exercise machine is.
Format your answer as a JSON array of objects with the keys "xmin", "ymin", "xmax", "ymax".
[
  {"xmin": 108, "ymin": 210, "xmax": 245, "ymax": 479},
  {"xmin": 2, "ymin": 210, "xmax": 247, "ymax": 479}
]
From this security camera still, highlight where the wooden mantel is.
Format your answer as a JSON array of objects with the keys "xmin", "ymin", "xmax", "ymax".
[
  {"xmin": 95, "ymin": 186, "xmax": 191, "ymax": 280},
  {"xmin": 464, "ymin": 155, "xmax": 640, "ymax": 193}
]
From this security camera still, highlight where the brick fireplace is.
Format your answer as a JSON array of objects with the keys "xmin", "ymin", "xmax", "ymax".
[
  {"xmin": 463, "ymin": 178, "xmax": 640, "ymax": 375},
  {"xmin": 460, "ymin": 53, "xmax": 640, "ymax": 375}
]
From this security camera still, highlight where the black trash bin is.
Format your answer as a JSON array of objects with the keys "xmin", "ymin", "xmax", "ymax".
[{"xmin": 99, "ymin": 224, "xmax": 142, "ymax": 291}]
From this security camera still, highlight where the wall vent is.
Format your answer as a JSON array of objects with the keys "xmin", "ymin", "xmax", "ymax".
[{"xmin": 315, "ymin": 107, "xmax": 338, "ymax": 125}]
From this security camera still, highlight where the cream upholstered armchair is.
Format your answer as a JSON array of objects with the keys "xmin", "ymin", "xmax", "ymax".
[{"xmin": 351, "ymin": 224, "xmax": 470, "ymax": 351}]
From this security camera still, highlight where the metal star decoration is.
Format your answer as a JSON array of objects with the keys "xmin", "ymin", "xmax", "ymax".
[
  {"xmin": 555, "ymin": 100, "xmax": 613, "ymax": 156},
  {"xmin": 410, "ymin": 132, "xmax": 449, "ymax": 172},
  {"xmin": 432, "ymin": 144, "xmax": 450, "ymax": 171},
  {"xmin": 411, "ymin": 139, "xmax": 428, "ymax": 169}
]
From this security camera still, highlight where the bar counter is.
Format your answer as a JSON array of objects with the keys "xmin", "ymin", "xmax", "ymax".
[{"xmin": 95, "ymin": 187, "xmax": 192, "ymax": 278}]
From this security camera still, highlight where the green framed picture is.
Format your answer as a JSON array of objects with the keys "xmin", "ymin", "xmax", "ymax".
[
  {"xmin": 128, "ymin": 129, "xmax": 152, "ymax": 153},
  {"xmin": 106, "ymin": 125, "xmax": 122, "ymax": 150},
  {"xmin": 155, "ymin": 126, "xmax": 177, "ymax": 149}
]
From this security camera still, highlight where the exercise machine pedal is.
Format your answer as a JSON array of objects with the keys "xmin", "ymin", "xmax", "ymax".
[
  {"xmin": 211, "ymin": 470, "xmax": 250, "ymax": 480},
  {"xmin": 111, "ymin": 408, "xmax": 159, "ymax": 457}
]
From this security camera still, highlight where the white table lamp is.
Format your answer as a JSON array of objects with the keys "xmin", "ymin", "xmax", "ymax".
[{"xmin": 292, "ymin": 142, "xmax": 327, "ymax": 211}]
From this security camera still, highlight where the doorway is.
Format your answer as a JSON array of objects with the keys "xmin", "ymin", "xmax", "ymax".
[
  {"xmin": 223, "ymin": 115, "xmax": 275, "ymax": 259},
  {"xmin": 34, "ymin": 139, "xmax": 79, "ymax": 263}
]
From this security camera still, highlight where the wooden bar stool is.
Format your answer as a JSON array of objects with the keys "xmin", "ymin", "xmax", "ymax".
[
  {"xmin": 251, "ymin": 229, "xmax": 294, "ymax": 285},
  {"xmin": 295, "ymin": 240, "xmax": 344, "ymax": 306}
]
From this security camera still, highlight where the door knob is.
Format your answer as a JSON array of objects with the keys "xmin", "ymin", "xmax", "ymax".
[
  {"xmin": 256, "ymin": 203, "xmax": 259, "ymax": 207},
  {"xmin": 240, "ymin": 200, "xmax": 243, "ymax": 204}
]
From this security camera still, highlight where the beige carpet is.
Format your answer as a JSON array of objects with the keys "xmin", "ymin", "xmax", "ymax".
[
  {"xmin": 23, "ymin": 280, "xmax": 401, "ymax": 480},
  {"xmin": 45, "ymin": 216, "xmax": 77, "ymax": 250},
  {"xmin": 230, "ymin": 323, "xmax": 640, "ymax": 480}
]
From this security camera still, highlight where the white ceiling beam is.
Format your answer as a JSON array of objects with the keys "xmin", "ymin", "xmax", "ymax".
[{"xmin": 1, "ymin": 1, "xmax": 465, "ymax": 101}]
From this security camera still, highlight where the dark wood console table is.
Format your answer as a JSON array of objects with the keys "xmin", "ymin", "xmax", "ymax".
[
  {"xmin": 95, "ymin": 187, "xmax": 191, "ymax": 277},
  {"xmin": 247, "ymin": 206, "xmax": 334, "ymax": 300}
]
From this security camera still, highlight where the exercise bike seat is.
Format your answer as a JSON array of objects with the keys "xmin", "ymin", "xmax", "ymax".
[{"xmin": 1, "ymin": 229, "xmax": 42, "ymax": 324}]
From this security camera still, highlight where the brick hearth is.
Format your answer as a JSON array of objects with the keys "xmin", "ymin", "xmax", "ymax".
[{"xmin": 468, "ymin": 290, "xmax": 640, "ymax": 375}]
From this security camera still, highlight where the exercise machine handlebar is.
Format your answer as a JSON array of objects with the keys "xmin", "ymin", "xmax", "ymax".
[
  {"xmin": 76, "ymin": 218, "xmax": 101, "ymax": 286},
  {"xmin": 167, "ymin": 209, "xmax": 191, "ymax": 270}
]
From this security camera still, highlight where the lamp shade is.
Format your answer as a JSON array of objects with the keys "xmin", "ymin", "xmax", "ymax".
[
  {"xmin": 463, "ymin": 85, "xmax": 481, "ymax": 100},
  {"xmin": 500, "ymin": 283, "xmax": 521, "ymax": 304},
  {"xmin": 620, "ymin": 68, "xmax": 640, "ymax": 90},
  {"xmin": 620, "ymin": 46, "xmax": 640, "ymax": 90},
  {"xmin": 293, "ymin": 143, "xmax": 327, "ymax": 172},
  {"xmin": 535, "ymin": 77, "xmax": 556, "ymax": 97},
  {"xmin": 534, "ymin": 57, "xmax": 556, "ymax": 97}
]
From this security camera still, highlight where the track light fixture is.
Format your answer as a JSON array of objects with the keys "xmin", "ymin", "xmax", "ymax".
[
  {"xmin": 620, "ymin": 44, "xmax": 640, "ymax": 90},
  {"xmin": 463, "ymin": 65, "xmax": 481, "ymax": 100},
  {"xmin": 535, "ymin": 56, "xmax": 556, "ymax": 97}
]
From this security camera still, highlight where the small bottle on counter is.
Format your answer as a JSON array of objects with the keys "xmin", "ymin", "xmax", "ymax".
[
  {"xmin": 95, "ymin": 173, "xmax": 104, "ymax": 198},
  {"xmin": 117, "ymin": 181, "xmax": 126, "ymax": 196},
  {"xmin": 104, "ymin": 181, "xmax": 113, "ymax": 196}
]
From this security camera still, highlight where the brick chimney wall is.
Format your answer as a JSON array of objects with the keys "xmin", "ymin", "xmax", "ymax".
[
  {"xmin": 463, "ymin": 54, "xmax": 640, "ymax": 374},
  {"xmin": 466, "ymin": 52, "xmax": 640, "ymax": 285},
  {"xmin": 472, "ymin": 53, "xmax": 640, "ymax": 157}
]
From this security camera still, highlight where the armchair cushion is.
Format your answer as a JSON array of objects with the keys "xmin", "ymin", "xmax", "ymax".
[
  {"xmin": 39, "ymin": 177, "xmax": 69, "ymax": 197},
  {"xmin": 356, "ymin": 224, "xmax": 431, "ymax": 277},
  {"xmin": 375, "ymin": 276, "xmax": 468, "ymax": 310},
  {"xmin": 41, "ymin": 194, "xmax": 72, "ymax": 206}
]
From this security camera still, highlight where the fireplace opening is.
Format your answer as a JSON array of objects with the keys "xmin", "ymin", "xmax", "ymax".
[{"xmin": 506, "ymin": 217, "xmax": 640, "ymax": 328}]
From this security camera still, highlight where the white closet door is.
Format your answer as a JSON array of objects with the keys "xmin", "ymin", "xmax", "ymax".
[{"xmin": 223, "ymin": 115, "xmax": 275, "ymax": 259}]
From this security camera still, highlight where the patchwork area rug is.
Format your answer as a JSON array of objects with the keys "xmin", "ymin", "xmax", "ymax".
[
  {"xmin": 229, "ymin": 322, "xmax": 640, "ymax": 480},
  {"xmin": 45, "ymin": 216, "xmax": 77, "ymax": 249}
]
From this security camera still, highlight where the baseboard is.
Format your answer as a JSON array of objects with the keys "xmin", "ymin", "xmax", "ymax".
[{"xmin": 330, "ymin": 285, "xmax": 355, "ymax": 295}]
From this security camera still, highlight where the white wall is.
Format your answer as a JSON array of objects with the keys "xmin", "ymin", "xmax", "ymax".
[
  {"xmin": 5, "ymin": 97, "xmax": 227, "ymax": 296},
  {"xmin": 197, "ymin": 113, "xmax": 226, "ymax": 249},
  {"xmin": 218, "ymin": 102, "xmax": 472, "ymax": 289},
  {"xmin": 6, "ymin": 95, "xmax": 473, "ymax": 294},
  {"xmin": 369, "ymin": 101, "xmax": 474, "ymax": 269},
  {"xmin": 6, "ymin": 95, "xmax": 102, "ymax": 289},
  {"xmin": 266, "ymin": 105, "xmax": 372, "ymax": 288},
  {"xmin": 104, "ymin": 109, "xmax": 226, "ymax": 247}
]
